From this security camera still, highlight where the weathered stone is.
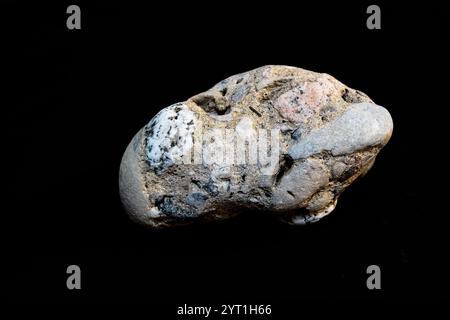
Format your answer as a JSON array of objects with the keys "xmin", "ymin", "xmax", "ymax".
[{"xmin": 119, "ymin": 65, "xmax": 393, "ymax": 227}]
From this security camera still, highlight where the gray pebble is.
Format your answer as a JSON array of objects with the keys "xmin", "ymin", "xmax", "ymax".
[{"xmin": 119, "ymin": 65, "xmax": 393, "ymax": 227}]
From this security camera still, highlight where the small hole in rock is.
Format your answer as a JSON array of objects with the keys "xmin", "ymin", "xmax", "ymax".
[
  {"xmin": 216, "ymin": 106, "xmax": 231, "ymax": 115},
  {"xmin": 275, "ymin": 155, "xmax": 294, "ymax": 185}
]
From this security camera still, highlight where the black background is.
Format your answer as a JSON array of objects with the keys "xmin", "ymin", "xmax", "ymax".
[{"xmin": 4, "ymin": 0, "xmax": 449, "ymax": 308}]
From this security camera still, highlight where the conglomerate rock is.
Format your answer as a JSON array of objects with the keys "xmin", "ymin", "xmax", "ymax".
[{"xmin": 119, "ymin": 65, "xmax": 393, "ymax": 227}]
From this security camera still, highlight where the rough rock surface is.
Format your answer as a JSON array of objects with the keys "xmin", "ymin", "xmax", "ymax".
[{"xmin": 119, "ymin": 65, "xmax": 393, "ymax": 227}]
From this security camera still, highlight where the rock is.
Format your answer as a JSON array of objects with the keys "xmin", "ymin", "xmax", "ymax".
[
  {"xmin": 119, "ymin": 65, "xmax": 393, "ymax": 227},
  {"xmin": 288, "ymin": 102, "xmax": 393, "ymax": 159}
]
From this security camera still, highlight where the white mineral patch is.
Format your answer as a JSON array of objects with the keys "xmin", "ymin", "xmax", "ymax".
[{"xmin": 145, "ymin": 103, "xmax": 196, "ymax": 170}]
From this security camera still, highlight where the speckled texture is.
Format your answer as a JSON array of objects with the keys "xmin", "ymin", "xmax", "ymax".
[{"xmin": 119, "ymin": 65, "xmax": 393, "ymax": 227}]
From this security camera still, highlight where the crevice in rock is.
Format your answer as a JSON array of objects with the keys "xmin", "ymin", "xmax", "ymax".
[
  {"xmin": 275, "ymin": 154, "xmax": 294, "ymax": 185},
  {"xmin": 192, "ymin": 94, "xmax": 218, "ymax": 112},
  {"xmin": 216, "ymin": 105, "xmax": 231, "ymax": 115},
  {"xmin": 341, "ymin": 88, "xmax": 366, "ymax": 103},
  {"xmin": 192, "ymin": 93, "xmax": 230, "ymax": 115}
]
